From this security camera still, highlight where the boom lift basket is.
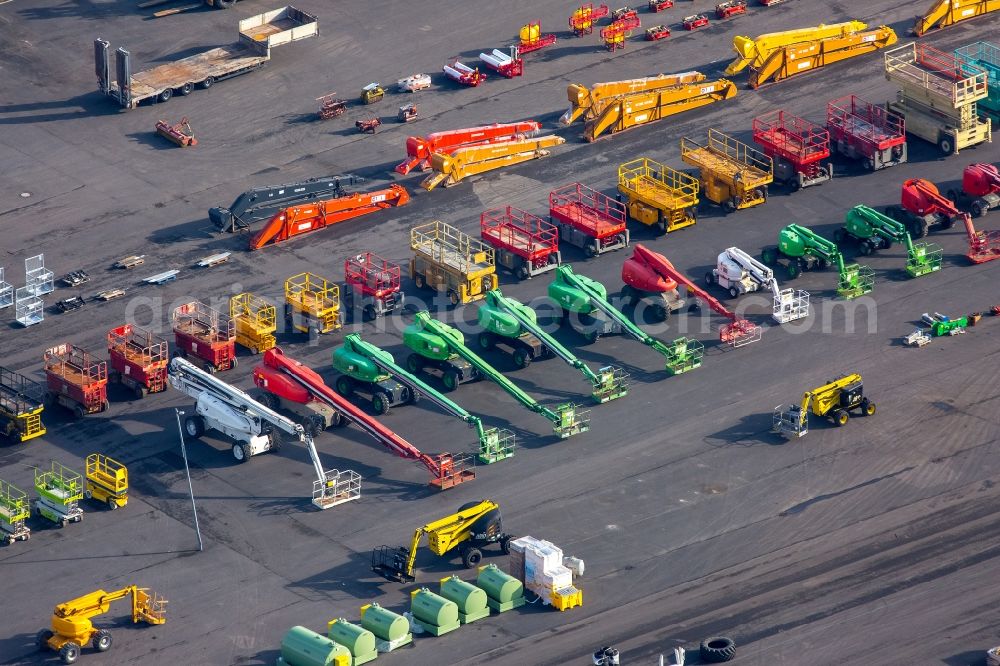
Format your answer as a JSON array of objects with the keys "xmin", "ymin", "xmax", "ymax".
[
  {"xmin": 313, "ymin": 469, "xmax": 361, "ymax": 510},
  {"xmin": 479, "ymin": 428, "xmax": 517, "ymax": 464},
  {"xmin": 837, "ymin": 264, "xmax": 875, "ymax": 299},
  {"xmin": 773, "ymin": 404, "xmax": 808, "ymax": 437},
  {"xmin": 772, "ymin": 288, "xmax": 810, "ymax": 324}
]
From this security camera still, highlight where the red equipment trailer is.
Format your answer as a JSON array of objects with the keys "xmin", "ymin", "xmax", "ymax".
[
  {"xmin": 549, "ymin": 183, "xmax": 630, "ymax": 258},
  {"xmin": 518, "ymin": 21, "xmax": 557, "ymax": 54},
  {"xmin": 480, "ymin": 206, "xmax": 561, "ymax": 280},
  {"xmin": 622, "ymin": 244, "xmax": 762, "ymax": 346},
  {"xmin": 645, "ymin": 25, "xmax": 670, "ymax": 41},
  {"xmin": 827, "ymin": 94, "xmax": 907, "ymax": 171},
  {"xmin": 343, "ymin": 252, "xmax": 404, "ymax": 321},
  {"xmin": 107, "ymin": 324, "xmax": 168, "ymax": 399},
  {"xmin": 715, "ymin": 0, "xmax": 747, "ymax": 19},
  {"xmin": 752, "ymin": 110, "xmax": 833, "ymax": 190},
  {"xmin": 255, "ymin": 348, "xmax": 475, "ymax": 489},
  {"xmin": 43, "ymin": 344, "xmax": 109, "ymax": 418},
  {"xmin": 249, "ymin": 184, "xmax": 410, "ymax": 250},
  {"xmin": 682, "ymin": 14, "xmax": 710, "ymax": 30},
  {"xmin": 601, "ymin": 21, "xmax": 629, "ymax": 51},
  {"xmin": 648, "ymin": 0, "xmax": 673, "ymax": 12},
  {"xmin": 172, "ymin": 301, "xmax": 236, "ymax": 373},
  {"xmin": 570, "ymin": 3, "xmax": 609, "ymax": 35},
  {"xmin": 395, "ymin": 121, "xmax": 541, "ymax": 175},
  {"xmin": 478, "ymin": 47, "xmax": 523, "ymax": 79},
  {"xmin": 611, "ymin": 6, "xmax": 638, "ymax": 21},
  {"xmin": 947, "ymin": 163, "xmax": 1000, "ymax": 218}
]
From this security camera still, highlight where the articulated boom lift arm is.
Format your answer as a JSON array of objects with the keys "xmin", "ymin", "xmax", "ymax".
[{"xmin": 909, "ymin": 180, "xmax": 1000, "ymax": 263}]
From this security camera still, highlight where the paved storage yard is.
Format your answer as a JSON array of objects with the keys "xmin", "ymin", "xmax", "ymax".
[{"xmin": 1, "ymin": 0, "xmax": 998, "ymax": 664}]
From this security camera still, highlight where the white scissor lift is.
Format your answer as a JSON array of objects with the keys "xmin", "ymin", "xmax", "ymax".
[
  {"xmin": 167, "ymin": 357, "xmax": 358, "ymax": 509},
  {"xmin": 707, "ymin": 246, "xmax": 809, "ymax": 323}
]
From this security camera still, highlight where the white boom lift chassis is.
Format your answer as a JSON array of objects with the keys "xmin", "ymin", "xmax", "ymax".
[{"xmin": 707, "ymin": 247, "xmax": 809, "ymax": 324}]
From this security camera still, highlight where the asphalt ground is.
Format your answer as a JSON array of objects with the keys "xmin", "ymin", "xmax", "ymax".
[{"xmin": 1, "ymin": 0, "xmax": 999, "ymax": 665}]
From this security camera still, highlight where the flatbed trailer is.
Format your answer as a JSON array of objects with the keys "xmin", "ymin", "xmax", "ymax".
[
  {"xmin": 549, "ymin": 183, "xmax": 629, "ymax": 258},
  {"xmin": 480, "ymin": 207, "xmax": 561, "ymax": 280},
  {"xmin": 43, "ymin": 344, "xmax": 109, "ymax": 419},
  {"xmin": 411, "ymin": 221, "xmax": 498, "ymax": 306},
  {"xmin": 681, "ymin": 129, "xmax": 773, "ymax": 212},
  {"xmin": 885, "ymin": 42, "xmax": 992, "ymax": 154},
  {"xmin": 95, "ymin": 6, "xmax": 318, "ymax": 109},
  {"xmin": 752, "ymin": 110, "xmax": 833, "ymax": 190},
  {"xmin": 617, "ymin": 158, "xmax": 699, "ymax": 234},
  {"xmin": 827, "ymin": 94, "xmax": 907, "ymax": 170},
  {"xmin": 107, "ymin": 324, "xmax": 169, "ymax": 399},
  {"xmin": 172, "ymin": 301, "xmax": 237, "ymax": 373},
  {"xmin": 0, "ymin": 367, "xmax": 46, "ymax": 443}
]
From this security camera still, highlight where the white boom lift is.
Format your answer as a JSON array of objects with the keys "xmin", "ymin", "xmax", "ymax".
[
  {"xmin": 705, "ymin": 246, "xmax": 809, "ymax": 323},
  {"xmin": 167, "ymin": 357, "xmax": 357, "ymax": 509}
]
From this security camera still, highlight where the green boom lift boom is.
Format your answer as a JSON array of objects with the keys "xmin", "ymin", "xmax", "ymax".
[
  {"xmin": 477, "ymin": 289, "xmax": 629, "ymax": 403},
  {"xmin": 332, "ymin": 333, "xmax": 515, "ymax": 463},
  {"xmin": 762, "ymin": 223, "xmax": 875, "ymax": 299},
  {"xmin": 404, "ymin": 311, "xmax": 590, "ymax": 439},
  {"xmin": 547, "ymin": 264, "xmax": 703, "ymax": 375},
  {"xmin": 834, "ymin": 205, "xmax": 942, "ymax": 277}
]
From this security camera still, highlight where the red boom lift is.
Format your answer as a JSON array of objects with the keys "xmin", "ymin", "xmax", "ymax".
[
  {"xmin": 254, "ymin": 348, "xmax": 475, "ymax": 489},
  {"xmin": 752, "ymin": 109, "xmax": 833, "ymax": 190},
  {"xmin": 480, "ymin": 206, "xmax": 561, "ymax": 280},
  {"xmin": 395, "ymin": 121, "xmax": 541, "ymax": 175},
  {"xmin": 947, "ymin": 163, "xmax": 1000, "ymax": 218},
  {"xmin": 622, "ymin": 244, "xmax": 762, "ymax": 346},
  {"xmin": 249, "ymin": 184, "xmax": 410, "ymax": 250}
]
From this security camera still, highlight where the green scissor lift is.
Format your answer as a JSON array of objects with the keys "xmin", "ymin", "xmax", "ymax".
[
  {"xmin": 0, "ymin": 479, "xmax": 31, "ymax": 544},
  {"xmin": 547, "ymin": 265, "xmax": 703, "ymax": 376},
  {"xmin": 333, "ymin": 333, "xmax": 515, "ymax": 464},
  {"xmin": 762, "ymin": 224, "xmax": 875, "ymax": 299},
  {"xmin": 835, "ymin": 205, "xmax": 942, "ymax": 278},
  {"xmin": 477, "ymin": 289, "xmax": 629, "ymax": 403},
  {"xmin": 33, "ymin": 461, "xmax": 84, "ymax": 527},
  {"xmin": 404, "ymin": 311, "xmax": 590, "ymax": 439}
]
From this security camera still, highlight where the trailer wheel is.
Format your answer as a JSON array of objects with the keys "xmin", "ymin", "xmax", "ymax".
[
  {"xmin": 372, "ymin": 393, "xmax": 390, "ymax": 415},
  {"xmin": 36, "ymin": 629, "xmax": 53, "ymax": 651},
  {"xmin": 513, "ymin": 348, "xmax": 532, "ymax": 368},
  {"xmin": 833, "ymin": 409, "xmax": 849, "ymax": 426},
  {"xmin": 971, "ymin": 201, "xmax": 986, "ymax": 218},
  {"xmin": 862, "ymin": 398, "xmax": 876, "ymax": 416},
  {"xmin": 335, "ymin": 375, "xmax": 355, "ymax": 397},
  {"xmin": 178, "ymin": 82, "xmax": 194, "ymax": 96},
  {"xmin": 157, "ymin": 88, "xmax": 172, "ymax": 103},
  {"xmin": 699, "ymin": 636, "xmax": 736, "ymax": 662},
  {"xmin": 94, "ymin": 629, "xmax": 112, "ymax": 652},
  {"xmin": 478, "ymin": 332, "xmax": 495, "ymax": 351},
  {"xmin": 72, "ymin": 404, "xmax": 86, "ymax": 420},
  {"xmin": 461, "ymin": 545, "xmax": 483, "ymax": 568},
  {"xmin": 200, "ymin": 76, "xmax": 215, "ymax": 89},
  {"xmin": 184, "ymin": 415, "xmax": 205, "ymax": 439},
  {"xmin": 59, "ymin": 642, "xmax": 80, "ymax": 664}
]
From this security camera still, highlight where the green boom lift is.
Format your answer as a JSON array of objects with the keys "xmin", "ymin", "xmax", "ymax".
[
  {"xmin": 332, "ymin": 333, "xmax": 515, "ymax": 463},
  {"xmin": 404, "ymin": 311, "xmax": 590, "ymax": 439},
  {"xmin": 547, "ymin": 264, "xmax": 703, "ymax": 376},
  {"xmin": 762, "ymin": 224, "xmax": 875, "ymax": 299},
  {"xmin": 834, "ymin": 205, "xmax": 942, "ymax": 277},
  {"xmin": 477, "ymin": 289, "xmax": 629, "ymax": 403}
]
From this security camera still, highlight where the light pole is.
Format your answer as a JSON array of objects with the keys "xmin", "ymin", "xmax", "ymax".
[{"xmin": 175, "ymin": 409, "xmax": 203, "ymax": 552}]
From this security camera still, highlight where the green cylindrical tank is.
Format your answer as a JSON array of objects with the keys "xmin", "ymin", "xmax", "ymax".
[
  {"xmin": 331, "ymin": 341, "xmax": 389, "ymax": 383},
  {"xmin": 279, "ymin": 626, "xmax": 351, "ymax": 666},
  {"xmin": 439, "ymin": 575, "xmax": 488, "ymax": 615},
  {"xmin": 360, "ymin": 603, "xmax": 409, "ymax": 641},
  {"xmin": 477, "ymin": 564, "xmax": 523, "ymax": 604},
  {"xmin": 548, "ymin": 268, "xmax": 605, "ymax": 314},
  {"xmin": 404, "ymin": 317, "xmax": 464, "ymax": 360},
  {"xmin": 327, "ymin": 618, "xmax": 376, "ymax": 657},
  {"xmin": 410, "ymin": 587, "xmax": 459, "ymax": 627}
]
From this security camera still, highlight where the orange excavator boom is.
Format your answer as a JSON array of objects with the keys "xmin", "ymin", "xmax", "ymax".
[{"xmin": 250, "ymin": 184, "xmax": 410, "ymax": 250}]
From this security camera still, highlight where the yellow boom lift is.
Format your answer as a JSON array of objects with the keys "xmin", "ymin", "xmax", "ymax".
[
  {"xmin": 617, "ymin": 158, "xmax": 700, "ymax": 234},
  {"xmin": 911, "ymin": 0, "xmax": 1000, "ymax": 36},
  {"xmin": 371, "ymin": 500, "xmax": 514, "ymax": 583},
  {"xmin": 773, "ymin": 373, "xmax": 876, "ymax": 438},
  {"xmin": 420, "ymin": 136, "xmax": 565, "ymax": 190},
  {"xmin": 38, "ymin": 585, "xmax": 167, "ymax": 664},
  {"xmin": 560, "ymin": 72, "xmax": 736, "ymax": 141},
  {"xmin": 681, "ymin": 129, "xmax": 773, "ymax": 212}
]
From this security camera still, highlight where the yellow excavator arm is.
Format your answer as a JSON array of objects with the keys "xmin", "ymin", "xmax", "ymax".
[
  {"xmin": 725, "ymin": 20, "xmax": 867, "ymax": 75},
  {"xmin": 421, "ymin": 137, "xmax": 564, "ymax": 190},
  {"xmin": 561, "ymin": 72, "xmax": 706, "ymax": 125}
]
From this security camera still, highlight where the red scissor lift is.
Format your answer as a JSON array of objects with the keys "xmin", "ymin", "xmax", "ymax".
[
  {"xmin": 752, "ymin": 109, "xmax": 833, "ymax": 191},
  {"xmin": 107, "ymin": 324, "xmax": 168, "ymax": 399},
  {"xmin": 549, "ymin": 183, "xmax": 630, "ymax": 258},
  {"xmin": 648, "ymin": 0, "xmax": 673, "ymax": 12},
  {"xmin": 715, "ymin": 0, "xmax": 747, "ymax": 19},
  {"xmin": 43, "ymin": 344, "xmax": 109, "ymax": 418},
  {"xmin": 827, "ymin": 94, "xmax": 907, "ymax": 171},
  {"xmin": 172, "ymin": 301, "xmax": 236, "ymax": 373},
  {"xmin": 570, "ymin": 3, "xmax": 609, "ymax": 36},
  {"xmin": 343, "ymin": 252, "xmax": 404, "ymax": 321},
  {"xmin": 480, "ymin": 206, "xmax": 561, "ymax": 280}
]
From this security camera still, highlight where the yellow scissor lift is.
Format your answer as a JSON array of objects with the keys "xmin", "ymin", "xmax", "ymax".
[
  {"xmin": 618, "ymin": 158, "xmax": 700, "ymax": 234},
  {"xmin": 0, "ymin": 479, "xmax": 31, "ymax": 545},
  {"xmin": 285, "ymin": 272, "xmax": 342, "ymax": 337},
  {"xmin": 411, "ymin": 221, "xmax": 498, "ymax": 305},
  {"xmin": 230, "ymin": 292, "xmax": 277, "ymax": 354},
  {"xmin": 0, "ymin": 366, "xmax": 46, "ymax": 443},
  {"xmin": 681, "ymin": 129, "xmax": 773, "ymax": 212},
  {"xmin": 85, "ymin": 454, "xmax": 128, "ymax": 510}
]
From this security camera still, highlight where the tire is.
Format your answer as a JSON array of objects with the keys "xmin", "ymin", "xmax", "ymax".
[
  {"xmin": 938, "ymin": 135, "xmax": 954, "ymax": 156},
  {"xmin": 60, "ymin": 642, "xmax": 81, "ymax": 664},
  {"xmin": 462, "ymin": 546, "xmax": 483, "ymax": 568},
  {"xmin": 107, "ymin": 498, "xmax": 119, "ymax": 511},
  {"xmin": 414, "ymin": 273, "xmax": 425, "ymax": 289},
  {"xmin": 335, "ymin": 375, "xmax": 354, "ymax": 397},
  {"xmin": 372, "ymin": 393, "xmax": 390, "ymax": 415},
  {"xmin": 200, "ymin": 76, "xmax": 215, "ymax": 89},
  {"xmin": 363, "ymin": 304, "xmax": 377, "ymax": 322},
  {"xmin": 863, "ymin": 158, "xmax": 875, "ymax": 171},
  {"xmin": 833, "ymin": 228, "xmax": 847, "ymax": 245},
  {"xmin": 859, "ymin": 240, "xmax": 873, "ymax": 256},
  {"xmin": 862, "ymin": 398, "xmax": 876, "ymax": 416},
  {"xmin": 939, "ymin": 214, "xmax": 955, "ymax": 230},
  {"xmin": 513, "ymin": 348, "xmax": 531, "ymax": 369},
  {"xmin": 330, "ymin": 412, "xmax": 346, "ymax": 428},
  {"xmin": 729, "ymin": 286, "xmax": 739, "ymax": 299},
  {"xmin": 584, "ymin": 243, "xmax": 598, "ymax": 258},
  {"xmin": 94, "ymin": 629, "xmax": 112, "ymax": 652},
  {"xmin": 36, "ymin": 629, "xmax": 53, "ymax": 651},
  {"xmin": 214, "ymin": 0, "xmax": 235, "ymax": 7},
  {"xmin": 790, "ymin": 174, "xmax": 802, "ymax": 192},
  {"xmin": 406, "ymin": 354, "xmax": 423, "ymax": 374},
  {"xmin": 72, "ymin": 404, "xmax": 86, "ymax": 420},
  {"xmin": 971, "ymin": 201, "xmax": 986, "ymax": 218},
  {"xmin": 699, "ymin": 636, "xmax": 736, "ymax": 663},
  {"xmin": 786, "ymin": 262, "xmax": 801, "ymax": 280},
  {"xmin": 157, "ymin": 88, "xmax": 172, "ymax": 103},
  {"xmin": 621, "ymin": 283, "xmax": 637, "ymax": 303},
  {"xmin": 704, "ymin": 272, "xmax": 715, "ymax": 286},
  {"xmin": 178, "ymin": 82, "xmax": 194, "ymax": 96},
  {"xmin": 233, "ymin": 442, "xmax": 251, "ymax": 463},
  {"xmin": 656, "ymin": 218, "xmax": 667, "ymax": 235},
  {"xmin": 761, "ymin": 246, "xmax": 778, "ymax": 266},
  {"xmin": 652, "ymin": 303, "xmax": 667, "ymax": 322},
  {"xmin": 585, "ymin": 330, "xmax": 601, "ymax": 345},
  {"xmin": 448, "ymin": 290, "xmax": 460, "ymax": 307},
  {"xmin": 833, "ymin": 409, "xmax": 849, "ymax": 426},
  {"xmin": 516, "ymin": 262, "xmax": 530, "ymax": 281},
  {"xmin": 910, "ymin": 218, "xmax": 929, "ymax": 239},
  {"xmin": 133, "ymin": 384, "xmax": 147, "ymax": 400},
  {"xmin": 478, "ymin": 332, "xmax": 495, "ymax": 351},
  {"xmin": 84, "ymin": 490, "xmax": 93, "ymax": 500},
  {"xmin": 258, "ymin": 391, "xmax": 278, "ymax": 410},
  {"xmin": 500, "ymin": 535, "xmax": 513, "ymax": 554},
  {"xmin": 442, "ymin": 369, "xmax": 460, "ymax": 392},
  {"xmin": 723, "ymin": 198, "xmax": 737, "ymax": 213},
  {"xmin": 184, "ymin": 415, "xmax": 205, "ymax": 439}
]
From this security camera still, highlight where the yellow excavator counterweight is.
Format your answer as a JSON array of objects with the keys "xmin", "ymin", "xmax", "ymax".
[{"xmin": 725, "ymin": 20, "xmax": 867, "ymax": 75}]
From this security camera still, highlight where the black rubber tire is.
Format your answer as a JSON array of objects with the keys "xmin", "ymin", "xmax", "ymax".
[
  {"xmin": 700, "ymin": 636, "xmax": 736, "ymax": 663},
  {"xmin": 133, "ymin": 384, "xmax": 147, "ymax": 400},
  {"xmin": 330, "ymin": 411, "xmax": 346, "ymax": 428},
  {"xmin": 157, "ymin": 88, "xmax": 172, "ymax": 103},
  {"xmin": 200, "ymin": 76, "xmax": 214, "ymax": 89},
  {"xmin": 60, "ymin": 642, "xmax": 81, "ymax": 665},
  {"xmin": 372, "ymin": 393, "xmax": 390, "ymax": 415},
  {"xmin": 862, "ymin": 398, "xmax": 876, "ymax": 416},
  {"xmin": 833, "ymin": 227, "xmax": 847, "ymax": 245},
  {"xmin": 585, "ymin": 330, "xmax": 601, "ymax": 345},
  {"xmin": 462, "ymin": 546, "xmax": 483, "ymax": 568},
  {"xmin": 214, "ymin": 0, "xmax": 235, "ymax": 7},
  {"xmin": 513, "ymin": 348, "xmax": 531, "ymax": 369},
  {"xmin": 178, "ymin": 82, "xmax": 194, "ymax": 96},
  {"xmin": 72, "ymin": 403, "xmax": 86, "ymax": 420},
  {"xmin": 363, "ymin": 304, "xmax": 377, "ymax": 321},
  {"xmin": 413, "ymin": 273, "xmax": 425, "ymax": 289},
  {"xmin": 729, "ymin": 286, "xmax": 739, "ymax": 298},
  {"xmin": 652, "ymin": 303, "xmax": 667, "ymax": 322},
  {"xmin": 859, "ymin": 240, "xmax": 873, "ymax": 256},
  {"xmin": 234, "ymin": 442, "xmax": 252, "ymax": 463},
  {"xmin": 442, "ymin": 369, "xmax": 460, "ymax": 392},
  {"xmin": 723, "ymin": 198, "xmax": 737, "ymax": 213},
  {"xmin": 761, "ymin": 246, "xmax": 778, "ymax": 266},
  {"xmin": 786, "ymin": 261, "xmax": 801, "ymax": 280},
  {"xmin": 258, "ymin": 391, "xmax": 278, "ymax": 410},
  {"xmin": 406, "ymin": 354, "xmax": 423, "ymax": 374},
  {"xmin": 833, "ymin": 409, "xmax": 849, "ymax": 426},
  {"xmin": 501, "ymin": 535, "xmax": 513, "ymax": 554},
  {"xmin": 910, "ymin": 218, "xmax": 929, "ymax": 239},
  {"xmin": 516, "ymin": 262, "xmax": 530, "ymax": 280},
  {"xmin": 704, "ymin": 272, "xmax": 715, "ymax": 286},
  {"xmin": 478, "ymin": 332, "xmax": 495, "ymax": 351},
  {"xmin": 184, "ymin": 415, "xmax": 205, "ymax": 439},
  {"xmin": 94, "ymin": 629, "xmax": 112, "ymax": 652},
  {"xmin": 584, "ymin": 243, "xmax": 598, "ymax": 258},
  {"xmin": 448, "ymin": 290, "xmax": 460, "ymax": 307},
  {"xmin": 971, "ymin": 201, "xmax": 985, "ymax": 218},
  {"xmin": 335, "ymin": 375, "xmax": 354, "ymax": 397},
  {"xmin": 36, "ymin": 629, "xmax": 53, "ymax": 651},
  {"xmin": 107, "ymin": 498, "xmax": 118, "ymax": 511},
  {"xmin": 938, "ymin": 135, "xmax": 954, "ymax": 156}
]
